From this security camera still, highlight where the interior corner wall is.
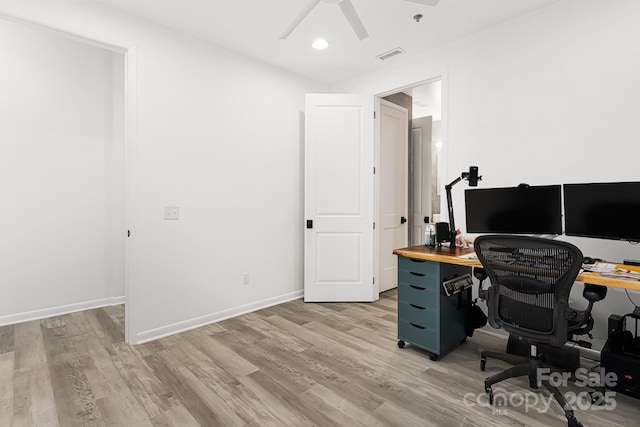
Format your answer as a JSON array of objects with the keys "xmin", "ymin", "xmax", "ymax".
[
  {"xmin": 334, "ymin": 0, "xmax": 640, "ymax": 350},
  {"xmin": 0, "ymin": 18, "xmax": 125, "ymax": 325},
  {"xmin": 0, "ymin": 2, "xmax": 327, "ymax": 342}
]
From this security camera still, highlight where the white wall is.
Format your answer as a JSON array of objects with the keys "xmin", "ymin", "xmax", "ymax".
[
  {"xmin": 335, "ymin": 0, "xmax": 640, "ymax": 349},
  {"xmin": 0, "ymin": 1, "xmax": 326, "ymax": 342},
  {"xmin": 0, "ymin": 18, "xmax": 124, "ymax": 324}
]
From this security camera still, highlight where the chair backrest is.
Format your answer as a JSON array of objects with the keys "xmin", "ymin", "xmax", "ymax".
[{"xmin": 474, "ymin": 235, "xmax": 583, "ymax": 347}]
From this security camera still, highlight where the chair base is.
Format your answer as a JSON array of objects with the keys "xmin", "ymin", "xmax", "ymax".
[
  {"xmin": 507, "ymin": 335, "xmax": 580, "ymax": 374},
  {"xmin": 480, "ymin": 350, "xmax": 583, "ymax": 427}
]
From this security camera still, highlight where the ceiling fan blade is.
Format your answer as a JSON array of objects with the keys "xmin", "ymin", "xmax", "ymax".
[
  {"xmin": 404, "ymin": 0, "xmax": 440, "ymax": 6},
  {"xmin": 339, "ymin": 0, "xmax": 369, "ymax": 41},
  {"xmin": 278, "ymin": 0, "xmax": 322, "ymax": 39}
]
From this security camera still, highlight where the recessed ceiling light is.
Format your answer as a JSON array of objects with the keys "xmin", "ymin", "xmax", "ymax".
[{"xmin": 312, "ymin": 39, "xmax": 329, "ymax": 50}]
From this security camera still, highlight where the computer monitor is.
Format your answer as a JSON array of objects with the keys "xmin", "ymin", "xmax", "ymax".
[
  {"xmin": 563, "ymin": 181, "xmax": 640, "ymax": 242},
  {"xmin": 465, "ymin": 185, "xmax": 562, "ymax": 234}
]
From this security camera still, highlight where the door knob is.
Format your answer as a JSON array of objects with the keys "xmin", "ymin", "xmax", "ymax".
[{"xmin": 400, "ymin": 216, "xmax": 407, "ymax": 224}]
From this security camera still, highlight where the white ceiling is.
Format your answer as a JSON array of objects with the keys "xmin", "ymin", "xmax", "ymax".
[{"xmin": 95, "ymin": 0, "xmax": 562, "ymax": 85}]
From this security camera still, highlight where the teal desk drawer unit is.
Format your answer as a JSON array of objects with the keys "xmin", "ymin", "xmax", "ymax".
[{"xmin": 397, "ymin": 255, "xmax": 471, "ymax": 360}]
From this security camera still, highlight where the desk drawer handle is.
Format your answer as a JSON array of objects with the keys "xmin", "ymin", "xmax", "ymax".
[
  {"xmin": 410, "ymin": 272, "xmax": 425, "ymax": 277},
  {"xmin": 409, "ymin": 304, "xmax": 426, "ymax": 310},
  {"xmin": 409, "ymin": 285, "xmax": 426, "ymax": 291},
  {"xmin": 409, "ymin": 323, "xmax": 425, "ymax": 330},
  {"xmin": 409, "ymin": 259, "xmax": 427, "ymax": 264}
]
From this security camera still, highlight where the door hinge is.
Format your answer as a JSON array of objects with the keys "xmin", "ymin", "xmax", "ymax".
[
  {"xmin": 373, "ymin": 111, "xmax": 376, "ymax": 119},
  {"xmin": 127, "ymin": 230, "xmax": 131, "ymax": 237},
  {"xmin": 373, "ymin": 222, "xmax": 376, "ymax": 230},
  {"xmin": 373, "ymin": 166, "xmax": 376, "ymax": 175},
  {"xmin": 373, "ymin": 277, "xmax": 375, "ymax": 285}
]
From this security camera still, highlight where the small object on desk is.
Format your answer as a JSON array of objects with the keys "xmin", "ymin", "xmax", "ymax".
[
  {"xmin": 458, "ymin": 233, "xmax": 477, "ymax": 248},
  {"xmin": 599, "ymin": 272, "xmax": 640, "ymax": 281},
  {"xmin": 435, "ymin": 222, "xmax": 450, "ymax": 245},
  {"xmin": 624, "ymin": 259, "xmax": 640, "ymax": 267},
  {"xmin": 582, "ymin": 256, "xmax": 602, "ymax": 265},
  {"xmin": 424, "ymin": 222, "xmax": 436, "ymax": 246},
  {"xmin": 616, "ymin": 268, "xmax": 640, "ymax": 276},
  {"xmin": 582, "ymin": 262, "xmax": 615, "ymax": 273}
]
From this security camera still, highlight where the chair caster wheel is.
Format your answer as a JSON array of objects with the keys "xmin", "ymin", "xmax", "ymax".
[
  {"xmin": 567, "ymin": 415, "xmax": 583, "ymax": 427},
  {"xmin": 397, "ymin": 340, "xmax": 405, "ymax": 348},
  {"xmin": 589, "ymin": 390, "xmax": 604, "ymax": 405},
  {"xmin": 480, "ymin": 357, "xmax": 487, "ymax": 372}
]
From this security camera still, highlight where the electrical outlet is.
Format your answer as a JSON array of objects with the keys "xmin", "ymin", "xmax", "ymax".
[
  {"xmin": 164, "ymin": 206, "xmax": 179, "ymax": 220},
  {"xmin": 242, "ymin": 273, "xmax": 250, "ymax": 286}
]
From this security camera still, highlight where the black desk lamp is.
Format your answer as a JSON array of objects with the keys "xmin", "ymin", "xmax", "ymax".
[{"xmin": 445, "ymin": 166, "xmax": 481, "ymax": 246}]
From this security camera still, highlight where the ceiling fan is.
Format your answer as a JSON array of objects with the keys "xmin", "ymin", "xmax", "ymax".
[{"xmin": 278, "ymin": 0, "xmax": 440, "ymax": 41}]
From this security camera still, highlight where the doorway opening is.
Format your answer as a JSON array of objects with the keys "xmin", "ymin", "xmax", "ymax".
[
  {"xmin": 376, "ymin": 78, "xmax": 443, "ymax": 293},
  {"xmin": 0, "ymin": 14, "xmax": 136, "ymax": 342}
]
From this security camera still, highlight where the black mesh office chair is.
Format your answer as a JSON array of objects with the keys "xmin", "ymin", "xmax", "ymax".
[{"xmin": 474, "ymin": 235, "xmax": 607, "ymax": 427}]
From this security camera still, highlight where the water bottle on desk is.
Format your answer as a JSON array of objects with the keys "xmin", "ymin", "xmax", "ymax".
[{"xmin": 424, "ymin": 217, "xmax": 436, "ymax": 246}]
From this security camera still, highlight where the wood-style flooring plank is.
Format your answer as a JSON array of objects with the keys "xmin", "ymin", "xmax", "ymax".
[
  {"xmin": 233, "ymin": 372, "xmax": 317, "ymax": 427},
  {"xmin": 372, "ymin": 400, "xmax": 443, "ymax": 427},
  {"xmin": 149, "ymin": 404, "xmax": 201, "ymax": 427},
  {"xmin": 0, "ymin": 352, "xmax": 14, "ymax": 426},
  {"xmin": 94, "ymin": 308, "xmax": 125, "ymax": 344},
  {"xmin": 109, "ymin": 342, "xmax": 178, "ymax": 419},
  {"xmin": 180, "ymin": 327, "xmax": 259, "ymax": 377},
  {"xmin": 11, "ymin": 320, "xmax": 59, "ymax": 427},
  {"xmin": 212, "ymin": 329, "xmax": 318, "ymax": 397},
  {"xmin": 0, "ymin": 325, "xmax": 14, "ymax": 354},
  {"xmin": 242, "ymin": 369, "xmax": 337, "ymax": 427},
  {"xmin": 249, "ymin": 329, "xmax": 386, "ymax": 413},
  {"xmin": 40, "ymin": 320, "xmax": 104, "ymax": 426},
  {"xmin": 143, "ymin": 349, "xmax": 231, "ymax": 427},
  {"xmin": 12, "ymin": 321, "xmax": 48, "ymax": 372},
  {"xmin": 169, "ymin": 341, "xmax": 287, "ymax": 427},
  {"xmin": 299, "ymin": 383, "xmax": 386, "ymax": 427},
  {"xmin": 13, "ymin": 366, "xmax": 60, "ymax": 427}
]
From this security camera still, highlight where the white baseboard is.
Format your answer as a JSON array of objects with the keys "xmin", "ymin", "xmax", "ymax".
[
  {"xmin": 0, "ymin": 296, "xmax": 125, "ymax": 327},
  {"xmin": 134, "ymin": 290, "xmax": 304, "ymax": 344}
]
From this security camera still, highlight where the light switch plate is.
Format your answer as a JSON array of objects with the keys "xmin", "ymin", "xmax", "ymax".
[{"xmin": 164, "ymin": 206, "xmax": 179, "ymax": 220}]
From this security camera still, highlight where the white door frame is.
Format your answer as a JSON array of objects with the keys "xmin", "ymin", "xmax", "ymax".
[
  {"xmin": 374, "ymin": 75, "xmax": 448, "ymax": 294},
  {"xmin": 1, "ymin": 12, "xmax": 138, "ymax": 343}
]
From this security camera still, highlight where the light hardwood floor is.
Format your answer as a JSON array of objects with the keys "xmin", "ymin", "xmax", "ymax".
[{"xmin": 1, "ymin": 290, "xmax": 639, "ymax": 426}]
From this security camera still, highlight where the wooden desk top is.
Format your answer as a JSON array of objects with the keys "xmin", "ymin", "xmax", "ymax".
[{"xmin": 393, "ymin": 245, "xmax": 640, "ymax": 292}]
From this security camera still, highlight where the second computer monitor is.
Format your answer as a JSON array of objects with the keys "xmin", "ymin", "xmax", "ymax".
[
  {"xmin": 465, "ymin": 185, "xmax": 563, "ymax": 234},
  {"xmin": 564, "ymin": 181, "xmax": 640, "ymax": 242}
]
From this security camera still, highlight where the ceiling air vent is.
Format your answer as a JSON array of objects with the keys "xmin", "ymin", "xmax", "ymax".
[{"xmin": 376, "ymin": 47, "xmax": 405, "ymax": 61}]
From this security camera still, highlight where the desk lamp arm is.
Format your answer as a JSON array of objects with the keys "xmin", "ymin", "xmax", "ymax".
[{"xmin": 445, "ymin": 167, "xmax": 481, "ymax": 246}]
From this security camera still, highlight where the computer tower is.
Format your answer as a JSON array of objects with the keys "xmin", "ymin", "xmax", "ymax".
[
  {"xmin": 601, "ymin": 346, "xmax": 640, "ymax": 399},
  {"xmin": 606, "ymin": 314, "xmax": 625, "ymax": 352},
  {"xmin": 601, "ymin": 314, "xmax": 640, "ymax": 399}
]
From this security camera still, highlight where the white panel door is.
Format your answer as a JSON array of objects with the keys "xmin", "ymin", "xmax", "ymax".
[
  {"xmin": 410, "ymin": 127, "xmax": 425, "ymax": 245},
  {"xmin": 409, "ymin": 116, "xmax": 433, "ymax": 246},
  {"xmin": 304, "ymin": 94, "xmax": 376, "ymax": 302},
  {"xmin": 379, "ymin": 100, "xmax": 408, "ymax": 292}
]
